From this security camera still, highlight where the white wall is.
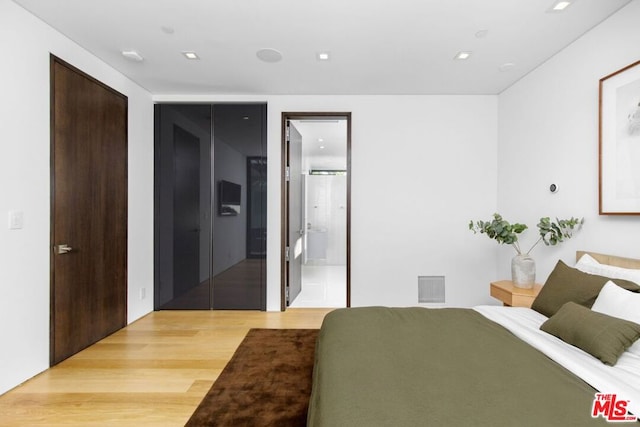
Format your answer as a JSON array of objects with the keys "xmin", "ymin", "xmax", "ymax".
[
  {"xmin": 497, "ymin": 1, "xmax": 640, "ymax": 282},
  {"xmin": 0, "ymin": 0, "xmax": 153, "ymax": 395},
  {"xmin": 155, "ymin": 94, "xmax": 499, "ymax": 310}
]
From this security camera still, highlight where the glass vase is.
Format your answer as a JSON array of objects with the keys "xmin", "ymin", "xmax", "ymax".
[{"xmin": 511, "ymin": 254, "xmax": 535, "ymax": 289}]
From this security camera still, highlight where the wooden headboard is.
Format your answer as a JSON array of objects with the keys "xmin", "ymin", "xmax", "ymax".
[{"xmin": 576, "ymin": 251, "xmax": 640, "ymax": 269}]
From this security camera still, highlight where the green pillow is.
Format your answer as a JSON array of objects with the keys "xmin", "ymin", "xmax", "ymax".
[
  {"xmin": 540, "ymin": 302, "xmax": 640, "ymax": 366},
  {"xmin": 531, "ymin": 260, "xmax": 640, "ymax": 318}
]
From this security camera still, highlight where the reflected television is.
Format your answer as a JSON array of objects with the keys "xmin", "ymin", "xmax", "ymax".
[{"xmin": 218, "ymin": 180, "xmax": 241, "ymax": 216}]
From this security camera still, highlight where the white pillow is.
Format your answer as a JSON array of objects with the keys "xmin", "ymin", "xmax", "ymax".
[
  {"xmin": 592, "ymin": 281, "xmax": 640, "ymax": 324},
  {"xmin": 592, "ymin": 281, "xmax": 640, "ymax": 356},
  {"xmin": 575, "ymin": 254, "xmax": 640, "ymax": 285},
  {"xmin": 575, "ymin": 253, "xmax": 599, "ymax": 266}
]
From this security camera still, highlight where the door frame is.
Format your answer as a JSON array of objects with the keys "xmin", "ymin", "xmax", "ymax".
[{"xmin": 281, "ymin": 112, "xmax": 352, "ymax": 311}]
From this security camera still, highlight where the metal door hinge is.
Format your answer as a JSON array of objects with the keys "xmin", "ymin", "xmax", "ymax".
[
  {"xmin": 285, "ymin": 286, "xmax": 290, "ymax": 304},
  {"xmin": 285, "ymin": 246, "xmax": 290, "ymax": 262},
  {"xmin": 285, "ymin": 166, "xmax": 290, "ymax": 182},
  {"xmin": 285, "ymin": 124, "xmax": 290, "ymax": 140}
]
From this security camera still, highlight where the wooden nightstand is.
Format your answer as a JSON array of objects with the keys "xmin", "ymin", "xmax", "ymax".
[{"xmin": 490, "ymin": 280, "xmax": 542, "ymax": 308}]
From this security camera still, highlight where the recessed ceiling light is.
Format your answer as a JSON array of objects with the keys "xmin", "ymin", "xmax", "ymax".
[
  {"xmin": 548, "ymin": 1, "xmax": 572, "ymax": 12},
  {"xmin": 317, "ymin": 52, "xmax": 331, "ymax": 61},
  {"xmin": 318, "ymin": 138, "xmax": 324, "ymax": 142},
  {"xmin": 121, "ymin": 50, "xmax": 144, "ymax": 62},
  {"xmin": 319, "ymin": 146, "xmax": 325, "ymax": 149},
  {"xmin": 256, "ymin": 48, "xmax": 283, "ymax": 63},
  {"xmin": 243, "ymin": 116, "xmax": 250, "ymax": 120},
  {"xmin": 475, "ymin": 30, "xmax": 489, "ymax": 39},
  {"xmin": 182, "ymin": 51, "xmax": 200, "ymax": 60},
  {"xmin": 454, "ymin": 51, "xmax": 472, "ymax": 60}
]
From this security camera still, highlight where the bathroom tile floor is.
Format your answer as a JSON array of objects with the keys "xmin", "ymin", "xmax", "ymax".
[{"xmin": 289, "ymin": 265, "xmax": 347, "ymax": 308}]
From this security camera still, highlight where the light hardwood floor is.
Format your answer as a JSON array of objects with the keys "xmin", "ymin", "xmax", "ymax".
[{"xmin": 0, "ymin": 309, "xmax": 333, "ymax": 426}]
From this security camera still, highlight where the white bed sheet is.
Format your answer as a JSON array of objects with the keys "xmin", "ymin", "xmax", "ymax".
[{"xmin": 474, "ymin": 305, "xmax": 640, "ymax": 417}]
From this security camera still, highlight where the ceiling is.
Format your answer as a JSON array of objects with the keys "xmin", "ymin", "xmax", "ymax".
[
  {"xmin": 292, "ymin": 120, "xmax": 347, "ymax": 171},
  {"xmin": 14, "ymin": 0, "xmax": 632, "ymax": 95}
]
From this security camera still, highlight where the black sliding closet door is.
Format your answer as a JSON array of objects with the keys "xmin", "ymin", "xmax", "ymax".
[
  {"xmin": 211, "ymin": 104, "xmax": 267, "ymax": 309},
  {"xmin": 172, "ymin": 125, "xmax": 202, "ymax": 303},
  {"xmin": 154, "ymin": 103, "xmax": 267, "ymax": 310}
]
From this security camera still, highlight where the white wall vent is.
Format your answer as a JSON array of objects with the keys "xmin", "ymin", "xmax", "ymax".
[{"xmin": 418, "ymin": 276, "xmax": 445, "ymax": 303}]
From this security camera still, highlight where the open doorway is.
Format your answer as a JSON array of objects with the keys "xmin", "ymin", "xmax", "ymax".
[{"xmin": 281, "ymin": 112, "xmax": 351, "ymax": 310}]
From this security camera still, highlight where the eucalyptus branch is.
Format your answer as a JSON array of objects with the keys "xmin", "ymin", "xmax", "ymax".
[
  {"xmin": 469, "ymin": 213, "xmax": 583, "ymax": 255},
  {"xmin": 524, "ymin": 236, "xmax": 544, "ymax": 255},
  {"xmin": 512, "ymin": 242, "xmax": 522, "ymax": 255}
]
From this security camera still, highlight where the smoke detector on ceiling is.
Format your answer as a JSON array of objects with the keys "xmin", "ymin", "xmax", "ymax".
[{"xmin": 121, "ymin": 50, "xmax": 144, "ymax": 62}]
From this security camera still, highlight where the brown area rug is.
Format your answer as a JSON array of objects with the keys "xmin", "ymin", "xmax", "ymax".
[{"xmin": 185, "ymin": 328, "xmax": 319, "ymax": 427}]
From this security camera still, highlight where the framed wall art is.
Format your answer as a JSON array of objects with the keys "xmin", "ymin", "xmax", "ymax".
[{"xmin": 599, "ymin": 60, "xmax": 640, "ymax": 215}]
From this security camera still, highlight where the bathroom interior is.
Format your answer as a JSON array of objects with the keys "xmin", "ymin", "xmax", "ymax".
[{"xmin": 288, "ymin": 119, "xmax": 348, "ymax": 308}]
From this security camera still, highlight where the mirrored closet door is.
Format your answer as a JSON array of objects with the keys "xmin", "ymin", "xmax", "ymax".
[{"xmin": 154, "ymin": 104, "xmax": 267, "ymax": 310}]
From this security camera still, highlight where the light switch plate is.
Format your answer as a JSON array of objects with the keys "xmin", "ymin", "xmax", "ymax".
[{"xmin": 8, "ymin": 211, "xmax": 24, "ymax": 230}]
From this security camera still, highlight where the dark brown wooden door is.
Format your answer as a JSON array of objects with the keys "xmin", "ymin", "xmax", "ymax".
[{"xmin": 50, "ymin": 56, "xmax": 128, "ymax": 365}]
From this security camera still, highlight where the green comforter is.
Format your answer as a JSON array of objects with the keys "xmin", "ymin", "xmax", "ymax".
[{"xmin": 308, "ymin": 307, "xmax": 610, "ymax": 426}]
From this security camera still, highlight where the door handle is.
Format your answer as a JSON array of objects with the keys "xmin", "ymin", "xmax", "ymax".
[{"xmin": 56, "ymin": 244, "xmax": 73, "ymax": 255}]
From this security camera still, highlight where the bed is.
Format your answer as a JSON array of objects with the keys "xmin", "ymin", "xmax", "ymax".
[{"xmin": 307, "ymin": 252, "xmax": 640, "ymax": 426}]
